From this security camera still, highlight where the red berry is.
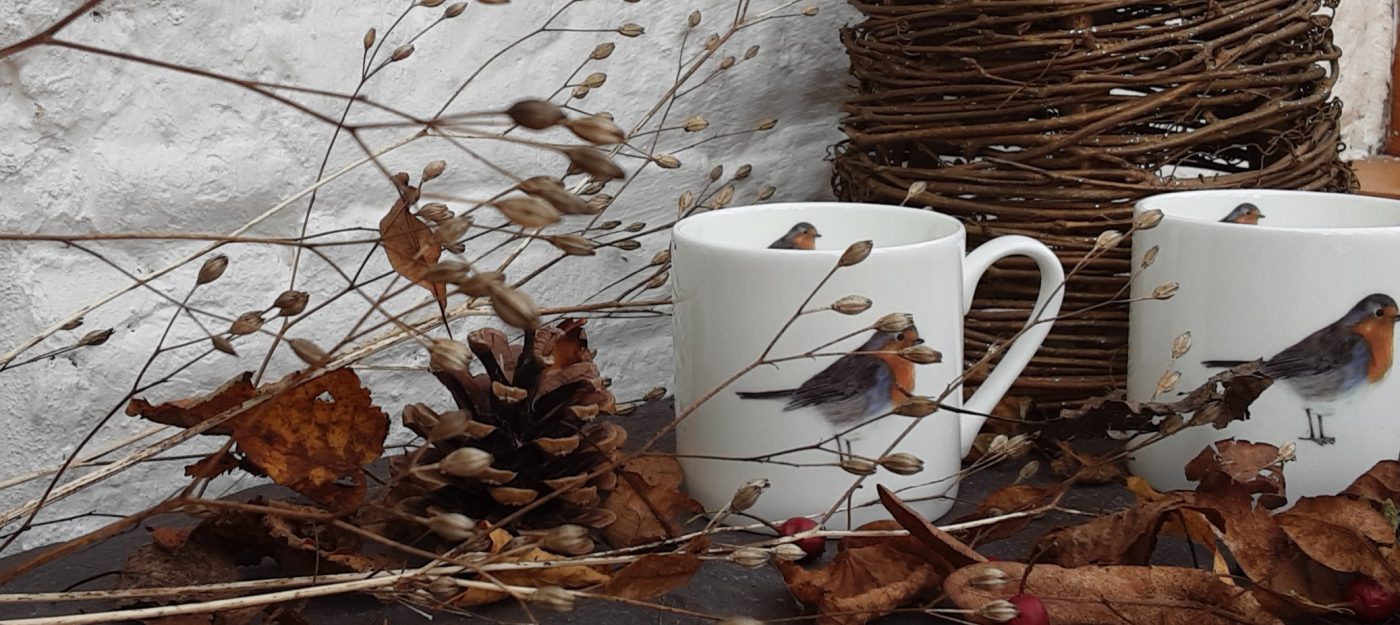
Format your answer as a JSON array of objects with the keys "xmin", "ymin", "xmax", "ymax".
[
  {"xmin": 1346, "ymin": 577, "xmax": 1400, "ymax": 623},
  {"xmin": 778, "ymin": 517, "xmax": 825, "ymax": 562},
  {"xmin": 1008, "ymin": 593, "xmax": 1050, "ymax": 625}
]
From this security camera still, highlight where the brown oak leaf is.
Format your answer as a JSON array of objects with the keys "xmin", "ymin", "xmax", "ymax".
[
  {"xmin": 126, "ymin": 372, "xmax": 256, "ymax": 434},
  {"xmin": 1035, "ymin": 490, "xmax": 1223, "ymax": 568},
  {"xmin": 945, "ymin": 562, "xmax": 1281, "ymax": 625},
  {"xmin": 778, "ymin": 528, "xmax": 945, "ymax": 625},
  {"xmin": 601, "ymin": 553, "xmax": 702, "ymax": 600},
  {"xmin": 1275, "ymin": 495, "xmax": 1400, "ymax": 590},
  {"xmin": 1042, "ymin": 364, "xmax": 1271, "ymax": 440},
  {"xmin": 117, "ymin": 538, "xmax": 240, "ymax": 606},
  {"xmin": 1344, "ymin": 460, "xmax": 1400, "ymax": 507},
  {"xmin": 951, "ymin": 483, "xmax": 1064, "ymax": 544},
  {"xmin": 1185, "ymin": 439, "xmax": 1287, "ymax": 509},
  {"xmin": 877, "ymin": 485, "xmax": 984, "ymax": 574},
  {"xmin": 602, "ymin": 455, "xmax": 702, "ymax": 548},
  {"xmin": 1049, "ymin": 440, "xmax": 1126, "ymax": 485},
  {"xmin": 379, "ymin": 174, "xmax": 447, "ymax": 309}
]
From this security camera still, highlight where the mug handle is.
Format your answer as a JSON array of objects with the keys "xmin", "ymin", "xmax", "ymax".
[{"xmin": 957, "ymin": 236, "xmax": 1065, "ymax": 455}]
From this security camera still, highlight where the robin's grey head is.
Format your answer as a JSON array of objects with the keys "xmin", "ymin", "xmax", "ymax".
[
  {"xmin": 861, "ymin": 325, "xmax": 924, "ymax": 351},
  {"xmin": 1221, "ymin": 202, "xmax": 1264, "ymax": 223},
  {"xmin": 787, "ymin": 222, "xmax": 820, "ymax": 238},
  {"xmin": 1346, "ymin": 294, "xmax": 1400, "ymax": 326}
]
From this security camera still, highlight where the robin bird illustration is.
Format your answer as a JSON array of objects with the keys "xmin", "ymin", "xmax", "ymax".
[
  {"xmin": 736, "ymin": 325, "xmax": 922, "ymax": 426},
  {"xmin": 769, "ymin": 222, "xmax": 821, "ymax": 250},
  {"xmin": 1202, "ymin": 293, "xmax": 1399, "ymax": 446},
  {"xmin": 1220, "ymin": 203, "xmax": 1265, "ymax": 225}
]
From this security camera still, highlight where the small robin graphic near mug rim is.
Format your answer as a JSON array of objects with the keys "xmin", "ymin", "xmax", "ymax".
[
  {"xmin": 736, "ymin": 324, "xmax": 923, "ymax": 428},
  {"xmin": 1220, "ymin": 202, "xmax": 1265, "ymax": 225},
  {"xmin": 1203, "ymin": 293, "xmax": 1399, "ymax": 446},
  {"xmin": 768, "ymin": 222, "xmax": 821, "ymax": 250}
]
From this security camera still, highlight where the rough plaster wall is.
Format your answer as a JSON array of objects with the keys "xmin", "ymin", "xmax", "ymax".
[
  {"xmin": 0, "ymin": 0, "xmax": 1393, "ymax": 549},
  {"xmin": 1335, "ymin": 0, "xmax": 1398, "ymax": 159}
]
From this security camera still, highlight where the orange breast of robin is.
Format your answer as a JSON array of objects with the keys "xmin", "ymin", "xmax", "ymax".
[
  {"xmin": 1353, "ymin": 317, "xmax": 1395, "ymax": 382},
  {"xmin": 876, "ymin": 353, "xmax": 916, "ymax": 403},
  {"xmin": 791, "ymin": 233, "xmax": 816, "ymax": 250}
]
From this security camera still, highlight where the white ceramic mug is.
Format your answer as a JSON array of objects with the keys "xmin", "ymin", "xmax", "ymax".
[
  {"xmin": 1129, "ymin": 190, "xmax": 1400, "ymax": 499},
  {"xmin": 670, "ymin": 202, "xmax": 1064, "ymax": 527}
]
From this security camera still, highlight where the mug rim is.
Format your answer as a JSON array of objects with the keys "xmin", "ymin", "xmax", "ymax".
[
  {"xmin": 1134, "ymin": 189, "xmax": 1400, "ymax": 232},
  {"xmin": 672, "ymin": 202, "xmax": 966, "ymax": 255}
]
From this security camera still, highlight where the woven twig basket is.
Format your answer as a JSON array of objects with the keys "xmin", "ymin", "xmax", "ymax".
[{"xmin": 832, "ymin": 0, "xmax": 1355, "ymax": 410}]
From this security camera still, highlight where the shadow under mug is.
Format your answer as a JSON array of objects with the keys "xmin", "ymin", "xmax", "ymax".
[
  {"xmin": 1128, "ymin": 190, "xmax": 1400, "ymax": 499},
  {"xmin": 670, "ymin": 202, "xmax": 1065, "ymax": 528}
]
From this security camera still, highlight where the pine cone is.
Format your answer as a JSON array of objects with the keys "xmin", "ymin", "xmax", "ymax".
[{"xmin": 392, "ymin": 319, "xmax": 623, "ymax": 531}]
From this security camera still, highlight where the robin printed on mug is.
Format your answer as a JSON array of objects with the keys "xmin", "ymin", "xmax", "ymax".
[
  {"xmin": 769, "ymin": 222, "xmax": 821, "ymax": 250},
  {"xmin": 1220, "ymin": 202, "xmax": 1265, "ymax": 225},
  {"xmin": 1203, "ymin": 293, "xmax": 1399, "ymax": 446},
  {"xmin": 736, "ymin": 324, "xmax": 922, "ymax": 426}
]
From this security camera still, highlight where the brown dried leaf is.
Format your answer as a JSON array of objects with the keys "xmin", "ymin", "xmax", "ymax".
[
  {"xmin": 944, "ymin": 562, "xmax": 1281, "ymax": 625},
  {"xmin": 1344, "ymin": 460, "xmax": 1400, "ymax": 506},
  {"xmin": 877, "ymin": 485, "xmax": 984, "ymax": 574},
  {"xmin": 951, "ymin": 483, "xmax": 1063, "ymax": 544},
  {"xmin": 117, "ymin": 540, "xmax": 240, "ymax": 606},
  {"xmin": 601, "ymin": 553, "xmax": 702, "ymax": 600},
  {"xmin": 1184, "ymin": 439, "xmax": 1287, "ymax": 509},
  {"xmin": 126, "ymin": 372, "xmax": 256, "ymax": 434},
  {"xmin": 378, "ymin": 178, "xmax": 447, "ymax": 309},
  {"xmin": 1275, "ymin": 495, "xmax": 1400, "ymax": 589},
  {"xmin": 601, "ymin": 456, "xmax": 701, "ymax": 548},
  {"xmin": 184, "ymin": 449, "xmax": 240, "ymax": 480},
  {"xmin": 1036, "ymin": 490, "xmax": 1223, "ymax": 568},
  {"xmin": 189, "ymin": 499, "xmax": 388, "ymax": 575},
  {"xmin": 1125, "ymin": 477, "xmax": 1229, "ymax": 576},
  {"xmin": 777, "ymin": 534, "xmax": 944, "ymax": 625},
  {"xmin": 232, "ymin": 369, "xmax": 388, "ymax": 510},
  {"xmin": 1045, "ymin": 364, "xmax": 1271, "ymax": 439},
  {"xmin": 1049, "ymin": 440, "xmax": 1126, "ymax": 485},
  {"xmin": 454, "ymin": 530, "xmax": 610, "ymax": 607}
]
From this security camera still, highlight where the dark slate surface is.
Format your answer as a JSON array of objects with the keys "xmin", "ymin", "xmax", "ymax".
[{"xmin": 0, "ymin": 400, "xmax": 1183, "ymax": 624}]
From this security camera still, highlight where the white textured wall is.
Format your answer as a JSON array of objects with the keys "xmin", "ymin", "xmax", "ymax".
[{"xmin": 0, "ymin": 0, "xmax": 1392, "ymax": 550}]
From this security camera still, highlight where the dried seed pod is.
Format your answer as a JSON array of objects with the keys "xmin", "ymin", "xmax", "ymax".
[
  {"xmin": 391, "ymin": 44, "xmax": 415, "ymax": 62},
  {"xmin": 624, "ymin": 222, "xmax": 646, "ymax": 232},
  {"xmin": 599, "ymin": 220, "xmax": 622, "ymax": 230},
  {"xmin": 60, "ymin": 317, "xmax": 83, "ymax": 330},
  {"xmin": 878, "ymin": 452, "xmax": 924, "ymax": 476},
  {"xmin": 874, "ymin": 312, "xmax": 914, "ymax": 333},
  {"xmin": 1278, "ymin": 441, "xmax": 1297, "ymax": 462},
  {"xmin": 418, "ymin": 203, "xmax": 453, "ymax": 223},
  {"xmin": 541, "ymin": 524, "xmax": 593, "ymax": 556},
  {"xmin": 650, "ymin": 250, "xmax": 670, "ymax": 266},
  {"xmin": 744, "ymin": 45, "xmax": 760, "ymax": 59},
  {"xmin": 547, "ymin": 234, "xmax": 597, "ymax": 256},
  {"xmin": 734, "ymin": 164, "xmax": 752, "ymax": 179},
  {"xmin": 530, "ymin": 586, "xmax": 575, "ymax": 612},
  {"xmin": 712, "ymin": 185, "xmax": 735, "ymax": 209},
  {"xmin": 435, "ymin": 215, "xmax": 473, "ymax": 245},
  {"xmin": 1135, "ymin": 208, "xmax": 1164, "ymax": 230},
  {"xmin": 969, "ymin": 567, "xmax": 1011, "ymax": 590},
  {"xmin": 457, "ymin": 271, "xmax": 503, "ymax": 297},
  {"xmin": 590, "ymin": 42, "xmax": 615, "ymax": 60},
  {"xmin": 580, "ymin": 181, "xmax": 606, "ymax": 196},
  {"xmin": 719, "ymin": 55, "xmax": 736, "ymax": 70},
  {"xmin": 586, "ymin": 194, "xmax": 613, "ymax": 213},
  {"xmin": 729, "ymin": 478, "xmax": 769, "ymax": 511},
  {"xmin": 1094, "ymin": 229, "xmax": 1124, "ymax": 251},
  {"xmin": 1155, "ymin": 370, "xmax": 1181, "ymax": 395},
  {"xmin": 520, "ymin": 176, "xmax": 590, "ymax": 215},
  {"xmin": 839, "ymin": 240, "xmax": 874, "ymax": 267},
  {"xmin": 704, "ymin": 34, "xmax": 720, "ymax": 50},
  {"xmin": 440, "ymin": 447, "xmax": 493, "ymax": 478},
  {"xmin": 612, "ymin": 240, "xmax": 642, "ymax": 251},
  {"xmin": 571, "ymin": 85, "xmax": 590, "ymax": 99},
  {"xmin": 272, "ymin": 290, "xmax": 309, "ymax": 317},
  {"xmin": 420, "ymin": 0, "xmax": 444, "ymax": 7},
  {"xmin": 1017, "ymin": 460, "xmax": 1040, "ymax": 482},
  {"xmin": 643, "ymin": 386, "xmax": 666, "ymax": 401},
  {"xmin": 801, "ymin": 6, "xmax": 819, "ymax": 15},
  {"xmin": 363, "ymin": 28, "xmax": 376, "ymax": 50},
  {"xmin": 229, "ymin": 312, "xmax": 264, "ymax": 336},
  {"xmin": 687, "ymin": 10, "xmax": 701, "ymax": 27},
  {"xmin": 977, "ymin": 599, "xmax": 1019, "ymax": 623},
  {"xmin": 756, "ymin": 118, "xmax": 777, "ymax": 130},
  {"xmin": 645, "ymin": 271, "xmax": 669, "ymax": 289},
  {"xmin": 211, "ymin": 336, "xmax": 237, "ymax": 356},
  {"xmin": 444, "ymin": 2, "xmax": 467, "ymax": 18},
  {"xmin": 1171, "ymin": 331, "xmax": 1192, "ymax": 359},
  {"xmin": 507, "ymin": 100, "xmax": 565, "ymax": 130},
  {"xmin": 903, "ymin": 181, "xmax": 928, "ymax": 204},
  {"xmin": 79, "ymin": 328, "xmax": 113, "ymax": 346},
  {"xmin": 832, "ymin": 295, "xmax": 872, "ymax": 315},
  {"xmin": 757, "ymin": 185, "xmax": 776, "ymax": 200},
  {"xmin": 565, "ymin": 116, "xmax": 624, "ymax": 145},
  {"xmin": 899, "ymin": 345, "xmax": 942, "ymax": 365},
  {"xmin": 196, "ymin": 255, "xmax": 228, "ymax": 285},
  {"xmin": 1152, "ymin": 281, "xmax": 1179, "ymax": 300},
  {"xmin": 581, "ymin": 72, "xmax": 607, "ymax": 88},
  {"xmin": 490, "ymin": 284, "xmax": 540, "ymax": 329},
  {"xmin": 773, "ymin": 543, "xmax": 807, "ymax": 561},
  {"xmin": 565, "ymin": 148, "xmax": 625, "ymax": 180},
  {"xmin": 424, "ymin": 260, "xmax": 472, "ymax": 284},
  {"xmin": 429, "ymin": 339, "xmax": 472, "ymax": 374},
  {"xmin": 1141, "ymin": 245, "xmax": 1159, "ymax": 268},
  {"xmin": 729, "ymin": 547, "xmax": 769, "ymax": 569},
  {"xmin": 495, "ymin": 197, "xmax": 560, "ymax": 229},
  {"xmin": 839, "ymin": 457, "xmax": 877, "ymax": 476},
  {"xmin": 422, "ymin": 160, "xmax": 446, "ymax": 181},
  {"xmin": 684, "ymin": 115, "xmax": 709, "ymax": 132},
  {"xmin": 708, "ymin": 165, "xmax": 724, "ymax": 181},
  {"xmin": 654, "ymin": 154, "xmax": 681, "ymax": 169},
  {"xmin": 617, "ymin": 23, "xmax": 644, "ymax": 37},
  {"xmin": 426, "ymin": 575, "xmax": 459, "ymax": 600},
  {"xmin": 287, "ymin": 338, "xmax": 328, "ymax": 367},
  {"xmin": 895, "ymin": 397, "xmax": 937, "ymax": 417},
  {"xmin": 428, "ymin": 513, "xmax": 477, "ymax": 542},
  {"xmin": 1159, "ymin": 414, "xmax": 1184, "ymax": 435}
]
